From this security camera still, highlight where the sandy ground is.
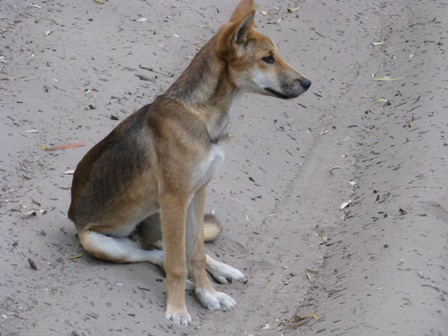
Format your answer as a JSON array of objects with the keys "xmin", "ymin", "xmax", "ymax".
[{"xmin": 1, "ymin": 0, "xmax": 447, "ymax": 335}]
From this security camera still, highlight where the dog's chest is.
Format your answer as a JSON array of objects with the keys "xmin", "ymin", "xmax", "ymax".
[{"xmin": 192, "ymin": 144, "xmax": 224, "ymax": 190}]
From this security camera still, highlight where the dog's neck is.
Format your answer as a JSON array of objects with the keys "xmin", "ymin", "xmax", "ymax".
[{"xmin": 163, "ymin": 35, "xmax": 240, "ymax": 143}]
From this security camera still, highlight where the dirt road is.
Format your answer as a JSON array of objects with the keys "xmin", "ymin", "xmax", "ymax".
[{"xmin": 1, "ymin": 0, "xmax": 447, "ymax": 335}]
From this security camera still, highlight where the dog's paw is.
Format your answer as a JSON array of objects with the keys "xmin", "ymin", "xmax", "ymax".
[
  {"xmin": 195, "ymin": 288, "xmax": 237, "ymax": 311},
  {"xmin": 165, "ymin": 308, "xmax": 192, "ymax": 325},
  {"xmin": 214, "ymin": 291, "xmax": 237, "ymax": 310},
  {"xmin": 208, "ymin": 262, "xmax": 246, "ymax": 284}
]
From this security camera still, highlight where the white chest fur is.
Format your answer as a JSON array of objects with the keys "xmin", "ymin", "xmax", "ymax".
[{"xmin": 192, "ymin": 144, "xmax": 225, "ymax": 191}]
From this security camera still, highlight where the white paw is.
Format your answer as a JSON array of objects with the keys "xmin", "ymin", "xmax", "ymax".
[
  {"xmin": 215, "ymin": 291, "xmax": 237, "ymax": 310},
  {"xmin": 195, "ymin": 288, "xmax": 237, "ymax": 311},
  {"xmin": 165, "ymin": 309, "xmax": 192, "ymax": 325},
  {"xmin": 207, "ymin": 262, "xmax": 246, "ymax": 284}
]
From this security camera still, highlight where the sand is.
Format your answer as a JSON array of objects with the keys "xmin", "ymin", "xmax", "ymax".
[{"xmin": 1, "ymin": 0, "xmax": 447, "ymax": 335}]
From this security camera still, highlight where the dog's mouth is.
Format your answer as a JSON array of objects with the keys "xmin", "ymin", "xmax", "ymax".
[
  {"xmin": 264, "ymin": 88, "xmax": 295, "ymax": 100},
  {"xmin": 264, "ymin": 78, "xmax": 311, "ymax": 99}
]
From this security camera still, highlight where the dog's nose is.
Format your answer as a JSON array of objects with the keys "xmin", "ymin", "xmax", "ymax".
[{"xmin": 300, "ymin": 78, "xmax": 312, "ymax": 91}]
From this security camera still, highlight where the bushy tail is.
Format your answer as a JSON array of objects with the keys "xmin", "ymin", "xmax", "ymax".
[
  {"xmin": 203, "ymin": 213, "xmax": 222, "ymax": 242},
  {"xmin": 133, "ymin": 212, "xmax": 222, "ymax": 248}
]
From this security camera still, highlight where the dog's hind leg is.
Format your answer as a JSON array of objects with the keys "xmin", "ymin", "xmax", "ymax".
[
  {"xmin": 135, "ymin": 213, "xmax": 163, "ymax": 249},
  {"xmin": 78, "ymin": 229, "xmax": 164, "ymax": 266},
  {"xmin": 136, "ymin": 213, "xmax": 244, "ymax": 287},
  {"xmin": 205, "ymin": 255, "xmax": 246, "ymax": 284}
]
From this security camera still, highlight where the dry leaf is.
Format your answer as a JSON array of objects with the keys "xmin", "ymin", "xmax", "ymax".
[
  {"xmin": 320, "ymin": 229, "xmax": 328, "ymax": 242},
  {"xmin": 336, "ymin": 136, "xmax": 349, "ymax": 143},
  {"xmin": 328, "ymin": 166, "xmax": 342, "ymax": 175},
  {"xmin": 24, "ymin": 210, "xmax": 37, "ymax": 217},
  {"xmin": 306, "ymin": 268, "xmax": 319, "ymax": 280},
  {"xmin": 66, "ymin": 253, "xmax": 83, "ymax": 260},
  {"xmin": 376, "ymin": 97, "xmax": 388, "ymax": 103},
  {"xmin": 28, "ymin": 258, "xmax": 38, "ymax": 270},
  {"xmin": 41, "ymin": 141, "xmax": 85, "ymax": 151},
  {"xmin": 281, "ymin": 312, "xmax": 320, "ymax": 331},
  {"xmin": 372, "ymin": 76, "xmax": 404, "ymax": 81},
  {"xmin": 340, "ymin": 201, "xmax": 350, "ymax": 210},
  {"xmin": 303, "ymin": 312, "xmax": 320, "ymax": 320},
  {"xmin": 261, "ymin": 324, "xmax": 271, "ymax": 330},
  {"xmin": 192, "ymin": 23, "xmax": 212, "ymax": 29},
  {"xmin": 27, "ymin": 4, "xmax": 43, "ymax": 9}
]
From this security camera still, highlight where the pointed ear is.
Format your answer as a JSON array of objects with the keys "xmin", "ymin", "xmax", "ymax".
[
  {"xmin": 229, "ymin": 0, "xmax": 255, "ymax": 22},
  {"xmin": 216, "ymin": 10, "xmax": 255, "ymax": 60},
  {"xmin": 234, "ymin": 10, "xmax": 255, "ymax": 45}
]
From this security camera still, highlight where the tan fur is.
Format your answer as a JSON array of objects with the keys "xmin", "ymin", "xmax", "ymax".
[
  {"xmin": 203, "ymin": 214, "xmax": 222, "ymax": 242},
  {"xmin": 68, "ymin": 0, "xmax": 310, "ymax": 325}
]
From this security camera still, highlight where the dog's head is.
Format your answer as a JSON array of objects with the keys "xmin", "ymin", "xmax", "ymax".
[{"xmin": 216, "ymin": 0, "xmax": 311, "ymax": 99}]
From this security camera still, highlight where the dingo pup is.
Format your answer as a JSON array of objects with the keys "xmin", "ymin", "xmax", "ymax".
[{"xmin": 68, "ymin": 0, "xmax": 310, "ymax": 325}]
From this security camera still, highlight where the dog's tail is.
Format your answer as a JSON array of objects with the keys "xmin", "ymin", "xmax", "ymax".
[
  {"xmin": 133, "ymin": 213, "xmax": 221, "ymax": 249},
  {"xmin": 203, "ymin": 213, "xmax": 222, "ymax": 242}
]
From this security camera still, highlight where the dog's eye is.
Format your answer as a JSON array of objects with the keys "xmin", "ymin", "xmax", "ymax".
[{"xmin": 262, "ymin": 55, "xmax": 275, "ymax": 64}]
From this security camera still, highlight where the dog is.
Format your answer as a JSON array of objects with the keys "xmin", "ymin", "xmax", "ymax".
[{"xmin": 68, "ymin": 0, "xmax": 310, "ymax": 325}]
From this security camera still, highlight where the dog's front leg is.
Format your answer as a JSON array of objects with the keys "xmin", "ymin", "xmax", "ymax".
[
  {"xmin": 161, "ymin": 194, "xmax": 191, "ymax": 325},
  {"xmin": 186, "ymin": 185, "xmax": 237, "ymax": 311}
]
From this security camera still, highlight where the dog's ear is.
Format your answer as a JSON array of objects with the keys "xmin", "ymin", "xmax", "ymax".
[
  {"xmin": 216, "ymin": 10, "xmax": 255, "ymax": 60},
  {"xmin": 233, "ymin": 11, "xmax": 255, "ymax": 45},
  {"xmin": 229, "ymin": 0, "xmax": 254, "ymax": 22}
]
